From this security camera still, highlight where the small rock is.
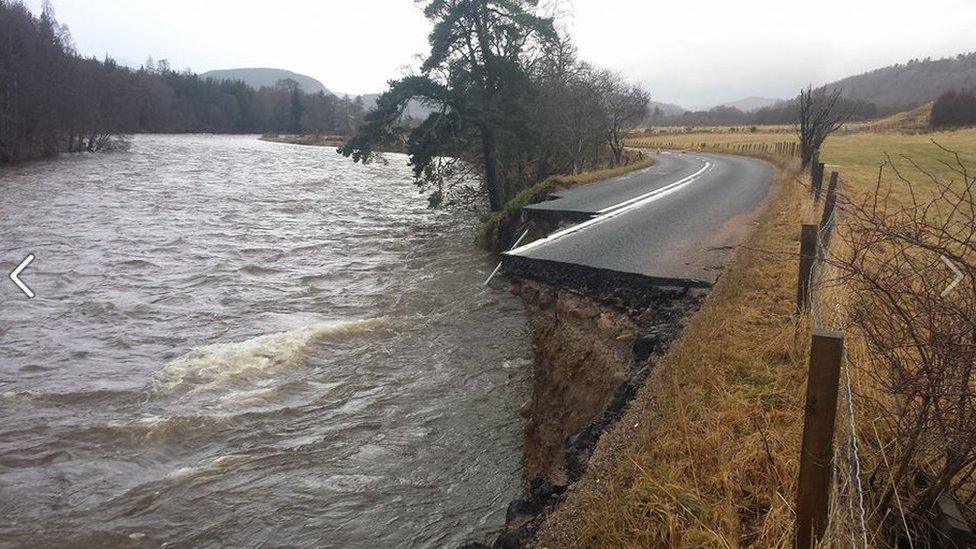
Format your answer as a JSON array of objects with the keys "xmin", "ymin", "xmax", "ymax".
[
  {"xmin": 518, "ymin": 399, "xmax": 533, "ymax": 418},
  {"xmin": 596, "ymin": 312, "xmax": 616, "ymax": 333},
  {"xmin": 492, "ymin": 530, "xmax": 524, "ymax": 549},
  {"xmin": 505, "ymin": 499, "xmax": 540, "ymax": 527},
  {"xmin": 633, "ymin": 329, "xmax": 663, "ymax": 360},
  {"xmin": 610, "ymin": 371, "xmax": 628, "ymax": 386},
  {"xmin": 615, "ymin": 330, "xmax": 635, "ymax": 342}
]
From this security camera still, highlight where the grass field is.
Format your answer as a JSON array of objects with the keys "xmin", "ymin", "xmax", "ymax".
[{"xmin": 628, "ymin": 127, "xmax": 976, "ymax": 202}]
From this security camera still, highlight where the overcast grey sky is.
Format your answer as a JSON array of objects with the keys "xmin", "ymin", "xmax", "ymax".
[{"xmin": 25, "ymin": 0, "xmax": 976, "ymax": 107}]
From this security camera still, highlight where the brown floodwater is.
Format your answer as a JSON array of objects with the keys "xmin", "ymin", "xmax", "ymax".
[{"xmin": 0, "ymin": 135, "xmax": 532, "ymax": 548}]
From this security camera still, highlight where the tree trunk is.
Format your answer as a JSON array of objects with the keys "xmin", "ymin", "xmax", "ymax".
[{"xmin": 482, "ymin": 129, "xmax": 504, "ymax": 211}]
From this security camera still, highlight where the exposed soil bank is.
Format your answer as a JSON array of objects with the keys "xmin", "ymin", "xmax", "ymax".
[
  {"xmin": 259, "ymin": 133, "xmax": 410, "ymax": 153},
  {"xmin": 468, "ymin": 267, "xmax": 707, "ymax": 547}
]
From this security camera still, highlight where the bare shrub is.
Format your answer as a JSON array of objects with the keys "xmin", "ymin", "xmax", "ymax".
[{"xmin": 834, "ymin": 144, "xmax": 976, "ymax": 544}]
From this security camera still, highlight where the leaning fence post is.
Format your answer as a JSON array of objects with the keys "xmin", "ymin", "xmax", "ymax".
[
  {"xmin": 797, "ymin": 224, "xmax": 819, "ymax": 312},
  {"xmin": 795, "ymin": 330, "xmax": 845, "ymax": 549}
]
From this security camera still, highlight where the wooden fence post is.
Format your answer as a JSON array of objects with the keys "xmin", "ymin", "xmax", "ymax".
[
  {"xmin": 814, "ymin": 169, "xmax": 832, "ymax": 205},
  {"xmin": 809, "ymin": 150, "xmax": 820, "ymax": 190},
  {"xmin": 820, "ymin": 174, "xmax": 838, "ymax": 230},
  {"xmin": 797, "ymin": 224, "xmax": 819, "ymax": 311},
  {"xmin": 795, "ymin": 330, "xmax": 845, "ymax": 549},
  {"xmin": 812, "ymin": 162, "xmax": 825, "ymax": 197}
]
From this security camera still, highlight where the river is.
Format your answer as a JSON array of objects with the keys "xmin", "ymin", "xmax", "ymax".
[{"xmin": 0, "ymin": 135, "xmax": 532, "ymax": 548}]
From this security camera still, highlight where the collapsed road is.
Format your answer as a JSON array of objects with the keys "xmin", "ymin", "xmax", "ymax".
[
  {"xmin": 479, "ymin": 150, "xmax": 777, "ymax": 547},
  {"xmin": 504, "ymin": 151, "xmax": 775, "ymax": 287}
]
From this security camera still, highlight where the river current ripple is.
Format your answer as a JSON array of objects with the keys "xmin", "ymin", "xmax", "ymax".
[{"xmin": 0, "ymin": 135, "xmax": 531, "ymax": 548}]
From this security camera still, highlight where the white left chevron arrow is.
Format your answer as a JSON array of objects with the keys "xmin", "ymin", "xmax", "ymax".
[
  {"xmin": 941, "ymin": 255, "xmax": 964, "ymax": 297},
  {"xmin": 9, "ymin": 254, "xmax": 35, "ymax": 298}
]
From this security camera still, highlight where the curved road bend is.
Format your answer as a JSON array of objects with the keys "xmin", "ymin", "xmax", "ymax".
[
  {"xmin": 523, "ymin": 152, "xmax": 708, "ymax": 222},
  {"xmin": 504, "ymin": 151, "xmax": 775, "ymax": 287}
]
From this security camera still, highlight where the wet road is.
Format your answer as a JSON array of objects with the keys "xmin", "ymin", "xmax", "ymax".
[
  {"xmin": 505, "ymin": 152, "xmax": 775, "ymax": 286},
  {"xmin": 522, "ymin": 152, "xmax": 705, "ymax": 221}
]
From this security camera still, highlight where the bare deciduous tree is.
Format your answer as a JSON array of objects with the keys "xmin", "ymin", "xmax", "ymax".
[
  {"xmin": 798, "ymin": 85, "xmax": 850, "ymax": 168},
  {"xmin": 596, "ymin": 70, "xmax": 650, "ymax": 166}
]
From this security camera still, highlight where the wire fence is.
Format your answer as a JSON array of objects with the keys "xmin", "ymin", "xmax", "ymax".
[
  {"xmin": 805, "ymin": 176, "xmax": 870, "ymax": 548},
  {"xmin": 630, "ymin": 138, "xmax": 800, "ymax": 157}
]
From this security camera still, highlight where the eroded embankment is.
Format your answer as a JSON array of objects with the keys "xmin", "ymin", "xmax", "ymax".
[{"xmin": 478, "ymin": 262, "xmax": 708, "ymax": 547}]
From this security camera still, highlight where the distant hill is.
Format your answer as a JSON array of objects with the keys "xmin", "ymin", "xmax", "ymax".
[
  {"xmin": 717, "ymin": 96, "xmax": 784, "ymax": 112},
  {"xmin": 197, "ymin": 71, "xmax": 434, "ymax": 120},
  {"xmin": 824, "ymin": 52, "xmax": 976, "ymax": 112},
  {"xmin": 201, "ymin": 68, "xmax": 331, "ymax": 95}
]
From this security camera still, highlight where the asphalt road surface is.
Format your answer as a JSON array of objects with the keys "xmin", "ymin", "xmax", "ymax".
[
  {"xmin": 523, "ymin": 152, "xmax": 708, "ymax": 221},
  {"xmin": 504, "ymin": 151, "xmax": 775, "ymax": 287}
]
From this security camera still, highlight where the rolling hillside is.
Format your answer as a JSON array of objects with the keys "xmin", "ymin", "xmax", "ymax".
[
  {"xmin": 825, "ymin": 52, "xmax": 976, "ymax": 112},
  {"xmin": 200, "ymin": 68, "xmax": 330, "ymax": 95}
]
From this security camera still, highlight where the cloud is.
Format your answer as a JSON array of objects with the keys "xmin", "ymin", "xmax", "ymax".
[{"xmin": 27, "ymin": 0, "xmax": 976, "ymax": 104}]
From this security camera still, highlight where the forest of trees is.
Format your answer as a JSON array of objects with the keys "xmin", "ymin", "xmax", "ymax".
[
  {"xmin": 0, "ymin": 0, "xmax": 366, "ymax": 164},
  {"xmin": 340, "ymin": 0, "xmax": 649, "ymax": 211},
  {"xmin": 930, "ymin": 89, "xmax": 976, "ymax": 128},
  {"xmin": 828, "ymin": 51, "xmax": 976, "ymax": 112}
]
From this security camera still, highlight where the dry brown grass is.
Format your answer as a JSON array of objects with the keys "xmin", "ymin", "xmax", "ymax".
[
  {"xmin": 862, "ymin": 102, "xmax": 933, "ymax": 132},
  {"xmin": 536, "ymin": 161, "xmax": 823, "ymax": 547}
]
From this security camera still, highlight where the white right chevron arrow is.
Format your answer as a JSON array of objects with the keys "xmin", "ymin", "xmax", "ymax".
[{"xmin": 941, "ymin": 255, "xmax": 964, "ymax": 297}]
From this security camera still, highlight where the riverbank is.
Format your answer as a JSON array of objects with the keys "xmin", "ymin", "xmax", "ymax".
[
  {"xmin": 259, "ymin": 133, "xmax": 413, "ymax": 155},
  {"xmin": 458, "ymin": 150, "xmax": 783, "ymax": 547},
  {"xmin": 259, "ymin": 133, "xmax": 349, "ymax": 147},
  {"xmin": 529, "ymin": 159, "xmax": 810, "ymax": 546},
  {"xmin": 472, "ymin": 151, "xmax": 803, "ymax": 546},
  {"xmin": 484, "ymin": 265, "xmax": 707, "ymax": 546}
]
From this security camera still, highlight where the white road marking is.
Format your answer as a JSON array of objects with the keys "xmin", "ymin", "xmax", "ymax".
[
  {"xmin": 507, "ymin": 159, "xmax": 713, "ymax": 256},
  {"xmin": 595, "ymin": 161, "xmax": 710, "ymax": 214},
  {"xmin": 9, "ymin": 254, "xmax": 35, "ymax": 298}
]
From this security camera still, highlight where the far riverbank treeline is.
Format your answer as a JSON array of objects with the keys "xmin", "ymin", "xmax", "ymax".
[{"xmin": 0, "ymin": 1, "xmax": 365, "ymax": 164}]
